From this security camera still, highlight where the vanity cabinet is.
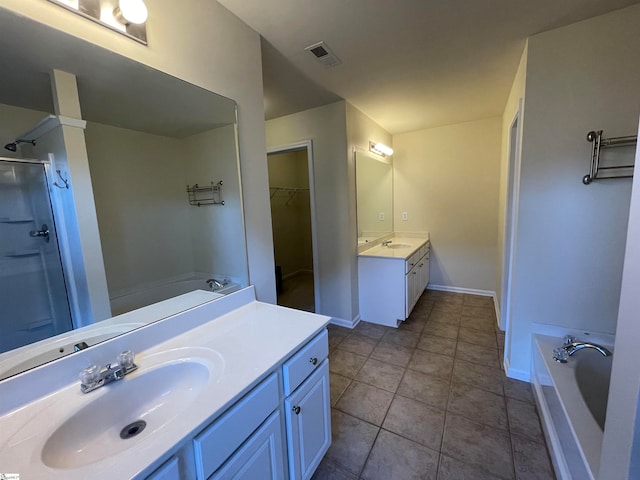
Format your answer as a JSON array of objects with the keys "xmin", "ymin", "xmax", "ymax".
[
  {"xmin": 166, "ymin": 329, "xmax": 330, "ymax": 480},
  {"xmin": 359, "ymin": 240, "xmax": 430, "ymax": 327}
]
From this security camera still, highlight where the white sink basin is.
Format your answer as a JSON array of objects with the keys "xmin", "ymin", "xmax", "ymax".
[{"xmin": 40, "ymin": 348, "xmax": 222, "ymax": 469}]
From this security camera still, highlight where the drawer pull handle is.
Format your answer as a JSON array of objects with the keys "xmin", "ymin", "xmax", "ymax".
[
  {"xmin": 293, "ymin": 406, "xmax": 301, "ymax": 415},
  {"xmin": 309, "ymin": 357, "xmax": 318, "ymax": 365}
]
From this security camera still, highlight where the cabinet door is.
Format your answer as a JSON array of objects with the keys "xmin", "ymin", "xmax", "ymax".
[
  {"xmin": 285, "ymin": 360, "xmax": 331, "ymax": 480},
  {"xmin": 146, "ymin": 456, "xmax": 180, "ymax": 480},
  {"xmin": 211, "ymin": 410, "xmax": 286, "ymax": 480}
]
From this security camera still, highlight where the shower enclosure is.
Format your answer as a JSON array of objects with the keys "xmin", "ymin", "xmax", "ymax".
[{"xmin": 0, "ymin": 158, "xmax": 72, "ymax": 354}]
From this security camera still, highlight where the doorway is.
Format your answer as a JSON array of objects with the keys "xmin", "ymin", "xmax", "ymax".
[
  {"xmin": 267, "ymin": 142, "xmax": 319, "ymax": 313},
  {"xmin": 0, "ymin": 158, "xmax": 73, "ymax": 353},
  {"xmin": 502, "ymin": 100, "xmax": 523, "ymax": 362}
]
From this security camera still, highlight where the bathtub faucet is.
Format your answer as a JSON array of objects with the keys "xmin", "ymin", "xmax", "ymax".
[
  {"xmin": 206, "ymin": 278, "xmax": 228, "ymax": 290},
  {"xmin": 552, "ymin": 336, "xmax": 612, "ymax": 363}
]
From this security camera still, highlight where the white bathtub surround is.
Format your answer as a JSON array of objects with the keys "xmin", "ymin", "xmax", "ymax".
[
  {"xmin": 109, "ymin": 273, "xmax": 241, "ymax": 315},
  {"xmin": 532, "ymin": 333, "xmax": 614, "ymax": 480},
  {"xmin": 0, "ymin": 287, "xmax": 330, "ymax": 478}
]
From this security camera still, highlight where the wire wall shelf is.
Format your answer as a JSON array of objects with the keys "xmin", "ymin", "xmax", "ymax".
[
  {"xmin": 186, "ymin": 181, "xmax": 224, "ymax": 206},
  {"xmin": 583, "ymin": 130, "xmax": 637, "ymax": 185}
]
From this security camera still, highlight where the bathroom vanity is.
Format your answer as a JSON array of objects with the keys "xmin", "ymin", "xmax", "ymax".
[
  {"xmin": 358, "ymin": 236, "xmax": 430, "ymax": 327},
  {"xmin": 0, "ymin": 287, "xmax": 331, "ymax": 479}
]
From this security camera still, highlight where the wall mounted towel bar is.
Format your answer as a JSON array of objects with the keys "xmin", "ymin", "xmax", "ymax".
[
  {"xmin": 186, "ymin": 181, "xmax": 224, "ymax": 206},
  {"xmin": 583, "ymin": 130, "xmax": 636, "ymax": 185}
]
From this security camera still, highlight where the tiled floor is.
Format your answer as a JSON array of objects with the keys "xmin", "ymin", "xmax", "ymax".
[{"xmin": 313, "ymin": 290, "xmax": 555, "ymax": 480}]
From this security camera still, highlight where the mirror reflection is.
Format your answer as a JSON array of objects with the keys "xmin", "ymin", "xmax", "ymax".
[
  {"xmin": 0, "ymin": 9, "xmax": 248, "ymax": 379},
  {"xmin": 355, "ymin": 149, "xmax": 393, "ymax": 246}
]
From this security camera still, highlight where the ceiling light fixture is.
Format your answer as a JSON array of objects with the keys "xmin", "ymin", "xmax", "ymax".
[
  {"xmin": 369, "ymin": 141, "xmax": 394, "ymax": 157},
  {"xmin": 114, "ymin": 0, "xmax": 148, "ymax": 25},
  {"xmin": 47, "ymin": 0, "xmax": 148, "ymax": 44}
]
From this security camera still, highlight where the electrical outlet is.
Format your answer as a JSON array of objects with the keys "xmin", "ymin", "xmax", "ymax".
[
  {"xmin": 402, "ymin": 212, "xmax": 408, "ymax": 221},
  {"xmin": 379, "ymin": 212, "xmax": 385, "ymax": 221}
]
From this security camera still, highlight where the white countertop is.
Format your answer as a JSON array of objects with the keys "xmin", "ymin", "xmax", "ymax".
[
  {"xmin": 358, "ymin": 235, "xmax": 429, "ymax": 260},
  {"xmin": 0, "ymin": 294, "xmax": 330, "ymax": 479}
]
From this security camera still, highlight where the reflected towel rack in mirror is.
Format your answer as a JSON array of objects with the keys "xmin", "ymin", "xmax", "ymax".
[
  {"xmin": 583, "ymin": 130, "xmax": 637, "ymax": 185},
  {"xmin": 186, "ymin": 181, "xmax": 224, "ymax": 206}
]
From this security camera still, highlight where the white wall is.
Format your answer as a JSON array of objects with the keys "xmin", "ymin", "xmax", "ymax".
[
  {"xmin": 393, "ymin": 117, "xmax": 502, "ymax": 292},
  {"xmin": 266, "ymin": 102, "xmax": 354, "ymax": 323},
  {"xmin": 84, "ymin": 122, "xmax": 192, "ymax": 293},
  {"xmin": 506, "ymin": 5, "xmax": 640, "ymax": 377},
  {"xmin": 0, "ymin": 0, "xmax": 276, "ymax": 303},
  {"xmin": 184, "ymin": 125, "xmax": 247, "ymax": 283},
  {"xmin": 346, "ymin": 103, "xmax": 393, "ymax": 317}
]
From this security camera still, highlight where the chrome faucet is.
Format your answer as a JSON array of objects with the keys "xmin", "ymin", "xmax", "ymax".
[
  {"xmin": 206, "ymin": 278, "xmax": 228, "ymax": 290},
  {"xmin": 552, "ymin": 336, "xmax": 612, "ymax": 363},
  {"xmin": 79, "ymin": 350, "xmax": 137, "ymax": 393},
  {"xmin": 382, "ymin": 240, "xmax": 392, "ymax": 247}
]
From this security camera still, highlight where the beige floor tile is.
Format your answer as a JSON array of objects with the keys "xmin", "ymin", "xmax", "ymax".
[
  {"xmin": 437, "ymin": 454, "xmax": 505, "ymax": 480},
  {"xmin": 460, "ymin": 315, "xmax": 496, "ymax": 332},
  {"xmin": 447, "ymin": 383, "xmax": 509, "ymax": 430},
  {"xmin": 312, "ymin": 457, "xmax": 358, "ymax": 480},
  {"xmin": 399, "ymin": 315, "xmax": 428, "ymax": 333},
  {"xmin": 354, "ymin": 321, "xmax": 389, "ymax": 340},
  {"xmin": 462, "ymin": 294, "xmax": 495, "ymax": 307},
  {"xmin": 511, "ymin": 433, "xmax": 555, "ymax": 480},
  {"xmin": 458, "ymin": 326, "xmax": 498, "ymax": 349},
  {"xmin": 355, "ymin": 358, "xmax": 405, "ymax": 393},
  {"xmin": 397, "ymin": 369, "xmax": 451, "ymax": 410},
  {"xmin": 335, "ymin": 381, "xmax": 394, "ymax": 426},
  {"xmin": 428, "ymin": 310, "xmax": 462, "ymax": 324},
  {"xmin": 504, "ymin": 377, "xmax": 535, "ymax": 404},
  {"xmin": 417, "ymin": 334, "xmax": 457, "ymax": 357},
  {"xmin": 408, "ymin": 349, "xmax": 454, "ymax": 380},
  {"xmin": 442, "ymin": 413, "xmax": 514, "ymax": 479},
  {"xmin": 329, "ymin": 373, "xmax": 352, "ymax": 406},
  {"xmin": 456, "ymin": 341, "xmax": 501, "ymax": 369},
  {"xmin": 423, "ymin": 320, "xmax": 460, "ymax": 339},
  {"xmin": 329, "ymin": 349, "xmax": 368, "ymax": 378},
  {"xmin": 361, "ymin": 429, "xmax": 439, "ymax": 480},
  {"xmin": 338, "ymin": 333, "xmax": 378, "ymax": 356},
  {"xmin": 507, "ymin": 398, "xmax": 545, "ymax": 443},
  {"xmin": 452, "ymin": 359, "xmax": 504, "ymax": 395},
  {"xmin": 382, "ymin": 395, "xmax": 445, "ymax": 450},
  {"xmin": 325, "ymin": 409, "xmax": 379, "ymax": 476},
  {"xmin": 461, "ymin": 305, "xmax": 495, "ymax": 319},
  {"xmin": 370, "ymin": 342, "xmax": 413, "ymax": 367},
  {"xmin": 381, "ymin": 329, "xmax": 420, "ymax": 348}
]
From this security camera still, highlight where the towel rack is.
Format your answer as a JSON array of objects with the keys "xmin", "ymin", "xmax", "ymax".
[
  {"xmin": 582, "ymin": 130, "xmax": 636, "ymax": 185},
  {"xmin": 186, "ymin": 181, "xmax": 224, "ymax": 206}
]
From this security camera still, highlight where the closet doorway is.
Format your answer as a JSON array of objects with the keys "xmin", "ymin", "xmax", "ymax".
[{"xmin": 267, "ymin": 141, "xmax": 319, "ymax": 313}]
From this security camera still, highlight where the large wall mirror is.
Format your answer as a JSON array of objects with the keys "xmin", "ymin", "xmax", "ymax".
[
  {"xmin": 354, "ymin": 149, "xmax": 393, "ymax": 246},
  {"xmin": 0, "ymin": 9, "xmax": 249, "ymax": 380}
]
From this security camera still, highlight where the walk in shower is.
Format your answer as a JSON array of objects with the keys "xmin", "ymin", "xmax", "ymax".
[{"xmin": 0, "ymin": 158, "xmax": 72, "ymax": 354}]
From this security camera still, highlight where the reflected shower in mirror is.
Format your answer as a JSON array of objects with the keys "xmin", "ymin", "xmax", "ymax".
[
  {"xmin": 0, "ymin": 8, "xmax": 249, "ymax": 379},
  {"xmin": 355, "ymin": 149, "xmax": 393, "ymax": 246}
]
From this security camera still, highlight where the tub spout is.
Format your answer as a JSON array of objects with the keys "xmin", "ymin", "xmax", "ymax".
[{"xmin": 553, "ymin": 340, "xmax": 612, "ymax": 363}]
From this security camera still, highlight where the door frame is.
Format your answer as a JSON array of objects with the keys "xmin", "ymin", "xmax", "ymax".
[
  {"xmin": 502, "ymin": 99, "xmax": 523, "ymax": 359},
  {"xmin": 267, "ymin": 140, "xmax": 321, "ymax": 313}
]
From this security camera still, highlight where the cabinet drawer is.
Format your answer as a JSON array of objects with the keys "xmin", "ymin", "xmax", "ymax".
[
  {"xmin": 146, "ymin": 457, "xmax": 180, "ymax": 480},
  {"xmin": 193, "ymin": 372, "xmax": 280, "ymax": 479},
  {"xmin": 405, "ymin": 252, "xmax": 419, "ymax": 273},
  {"xmin": 282, "ymin": 330, "xmax": 328, "ymax": 396},
  {"xmin": 211, "ymin": 410, "xmax": 285, "ymax": 480}
]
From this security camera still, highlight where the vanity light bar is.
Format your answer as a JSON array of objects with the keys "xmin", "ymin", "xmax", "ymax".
[{"xmin": 369, "ymin": 141, "xmax": 393, "ymax": 157}]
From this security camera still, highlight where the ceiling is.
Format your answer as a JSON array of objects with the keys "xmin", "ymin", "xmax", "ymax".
[{"xmin": 219, "ymin": 0, "xmax": 640, "ymax": 134}]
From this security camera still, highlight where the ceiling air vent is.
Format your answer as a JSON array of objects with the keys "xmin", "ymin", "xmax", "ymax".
[{"xmin": 305, "ymin": 41, "xmax": 341, "ymax": 68}]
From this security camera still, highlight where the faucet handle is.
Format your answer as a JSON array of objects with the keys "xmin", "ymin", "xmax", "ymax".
[
  {"xmin": 563, "ymin": 335, "xmax": 576, "ymax": 346},
  {"xmin": 118, "ymin": 350, "xmax": 136, "ymax": 370},
  {"xmin": 552, "ymin": 348, "xmax": 569, "ymax": 363},
  {"xmin": 80, "ymin": 364, "xmax": 100, "ymax": 385}
]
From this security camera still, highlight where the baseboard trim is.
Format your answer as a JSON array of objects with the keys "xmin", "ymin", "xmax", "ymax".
[
  {"xmin": 330, "ymin": 315, "xmax": 359, "ymax": 329},
  {"xmin": 427, "ymin": 284, "xmax": 502, "ymax": 330},
  {"xmin": 505, "ymin": 361, "xmax": 531, "ymax": 382}
]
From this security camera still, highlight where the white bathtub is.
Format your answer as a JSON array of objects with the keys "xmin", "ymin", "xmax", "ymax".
[
  {"xmin": 532, "ymin": 334, "xmax": 613, "ymax": 480},
  {"xmin": 110, "ymin": 276, "xmax": 240, "ymax": 315}
]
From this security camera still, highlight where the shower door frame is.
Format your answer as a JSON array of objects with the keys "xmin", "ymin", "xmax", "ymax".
[
  {"xmin": 0, "ymin": 156, "xmax": 75, "ymax": 347},
  {"xmin": 267, "ymin": 140, "xmax": 321, "ymax": 314}
]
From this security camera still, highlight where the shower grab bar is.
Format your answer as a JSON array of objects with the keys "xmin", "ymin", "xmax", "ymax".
[{"xmin": 583, "ymin": 130, "xmax": 636, "ymax": 185}]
